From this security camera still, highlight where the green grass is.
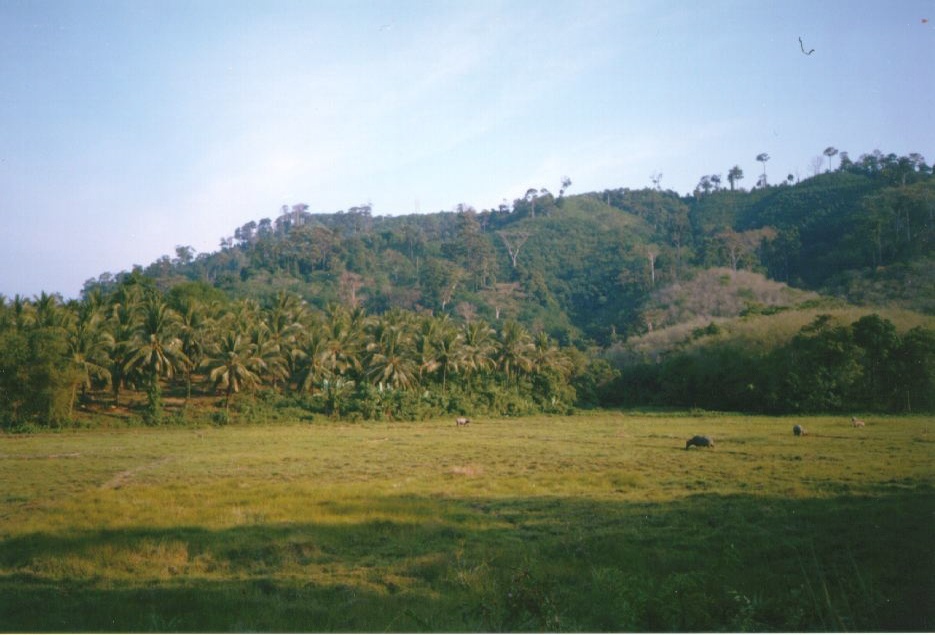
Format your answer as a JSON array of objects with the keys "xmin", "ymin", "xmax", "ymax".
[{"xmin": 0, "ymin": 412, "xmax": 932, "ymax": 631}]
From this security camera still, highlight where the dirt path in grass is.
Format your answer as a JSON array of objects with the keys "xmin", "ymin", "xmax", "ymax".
[{"xmin": 101, "ymin": 457, "xmax": 173, "ymax": 489}]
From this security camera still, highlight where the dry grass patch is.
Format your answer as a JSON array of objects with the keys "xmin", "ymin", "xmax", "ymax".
[{"xmin": 448, "ymin": 465, "xmax": 484, "ymax": 477}]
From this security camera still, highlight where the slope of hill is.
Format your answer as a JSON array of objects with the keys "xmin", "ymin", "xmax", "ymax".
[
  {"xmin": 2, "ymin": 150, "xmax": 931, "ymax": 426},
  {"xmin": 78, "ymin": 152, "xmax": 931, "ymax": 348}
]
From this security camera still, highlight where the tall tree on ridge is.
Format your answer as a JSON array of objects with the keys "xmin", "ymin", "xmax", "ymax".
[
  {"xmin": 525, "ymin": 188, "xmax": 539, "ymax": 218},
  {"xmin": 823, "ymin": 146, "xmax": 839, "ymax": 172},
  {"xmin": 559, "ymin": 176, "xmax": 573, "ymax": 198},
  {"xmin": 756, "ymin": 153, "xmax": 770, "ymax": 186},
  {"xmin": 727, "ymin": 165, "xmax": 744, "ymax": 191}
]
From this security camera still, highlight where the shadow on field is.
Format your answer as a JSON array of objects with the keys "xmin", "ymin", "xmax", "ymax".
[{"xmin": 0, "ymin": 486, "xmax": 932, "ymax": 632}]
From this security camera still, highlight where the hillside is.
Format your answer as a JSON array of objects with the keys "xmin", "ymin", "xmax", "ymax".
[
  {"xmin": 3, "ymin": 149, "xmax": 931, "ymax": 428},
  {"xmin": 80, "ymin": 150, "xmax": 932, "ymax": 346},
  {"xmin": 86, "ymin": 194, "xmax": 663, "ymax": 345}
]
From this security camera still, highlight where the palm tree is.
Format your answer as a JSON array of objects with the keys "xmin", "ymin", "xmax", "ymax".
[
  {"xmin": 295, "ymin": 321, "xmax": 333, "ymax": 395},
  {"xmin": 64, "ymin": 299, "xmax": 113, "ymax": 416},
  {"xmin": 10, "ymin": 294, "xmax": 35, "ymax": 330},
  {"xmin": 177, "ymin": 299, "xmax": 213, "ymax": 402},
  {"xmin": 366, "ymin": 318, "xmax": 418, "ymax": 389},
  {"xmin": 262, "ymin": 292, "xmax": 305, "ymax": 387},
  {"xmin": 528, "ymin": 331, "xmax": 575, "ymax": 409},
  {"xmin": 230, "ymin": 298, "xmax": 263, "ymax": 338},
  {"xmin": 124, "ymin": 293, "xmax": 188, "ymax": 423},
  {"xmin": 105, "ymin": 285, "xmax": 141, "ymax": 407},
  {"xmin": 461, "ymin": 320, "xmax": 496, "ymax": 384},
  {"xmin": 531, "ymin": 332, "xmax": 572, "ymax": 377},
  {"xmin": 495, "ymin": 320, "xmax": 534, "ymax": 383},
  {"xmin": 33, "ymin": 292, "xmax": 66, "ymax": 329},
  {"xmin": 321, "ymin": 304, "xmax": 366, "ymax": 381},
  {"xmin": 201, "ymin": 332, "xmax": 266, "ymax": 413},
  {"xmin": 428, "ymin": 315, "xmax": 463, "ymax": 391},
  {"xmin": 247, "ymin": 321, "xmax": 288, "ymax": 388},
  {"xmin": 415, "ymin": 317, "xmax": 441, "ymax": 382}
]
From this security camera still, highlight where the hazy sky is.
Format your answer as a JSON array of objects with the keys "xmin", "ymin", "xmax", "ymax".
[{"xmin": 1, "ymin": 0, "xmax": 932, "ymax": 298}]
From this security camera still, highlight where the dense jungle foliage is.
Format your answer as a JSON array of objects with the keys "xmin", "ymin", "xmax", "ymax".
[{"xmin": 2, "ymin": 149, "xmax": 933, "ymax": 427}]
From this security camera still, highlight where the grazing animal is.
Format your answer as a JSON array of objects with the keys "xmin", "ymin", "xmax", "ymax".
[
  {"xmin": 851, "ymin": 416, "xmax": 866, "ymax": 427},
  {"xmin": 455, "ymin": 417, "xmax": 471, "ymax": 426},
  {"xmin": 685, "ymin": 435, "xmax": 715, "ymax": 449},
  {"xmin": 793, "ymin": 424, "xmax": 807, "ymax": 437}
]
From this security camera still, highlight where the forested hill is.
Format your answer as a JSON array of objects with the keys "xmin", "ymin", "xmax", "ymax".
[
  {"xmin": 83, "ymin": 149, "xmax": 932, "ymax": 347},
  {"xmin": 1, "ymin": 150, "xmax": 932, "ymax": 428}
]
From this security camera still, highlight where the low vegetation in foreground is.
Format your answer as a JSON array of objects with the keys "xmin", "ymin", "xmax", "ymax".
[{"xmin": 1, "ymin": 411, "xmax": 932, "ymax": 632}]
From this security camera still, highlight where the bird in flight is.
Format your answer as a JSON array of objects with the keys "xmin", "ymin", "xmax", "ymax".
[{"xmin": 798, "ymin": 36, "xmax": 815, "ymax": 55}]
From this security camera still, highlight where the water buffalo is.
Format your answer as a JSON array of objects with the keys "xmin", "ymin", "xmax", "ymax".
[{"xmin": 685, "ymin": 435, "xmax": 714, "ymax": 449}]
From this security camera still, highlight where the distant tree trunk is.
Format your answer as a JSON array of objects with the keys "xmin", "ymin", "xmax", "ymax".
[{"xmin": 498, "ymin": 232, "xmax": 531, "ymax": 269}]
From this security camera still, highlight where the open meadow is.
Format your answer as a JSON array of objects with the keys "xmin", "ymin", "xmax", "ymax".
[{"xmin": 0, "ymin": 411, "xmax": 932, "ymax": 632}]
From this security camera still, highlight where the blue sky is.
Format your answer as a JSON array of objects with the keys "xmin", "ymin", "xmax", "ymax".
[{"xmin": 1, "ymin": 0, "xmax": 932, "ymax": 298}]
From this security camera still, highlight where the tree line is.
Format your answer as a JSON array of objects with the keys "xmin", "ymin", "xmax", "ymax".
[
  {"xmin": 609, "ymin": 313, "xmax": 935, "ymax": 414},
  {"xmin": 0, "ymin": 277, "xmax": 615, "ymax": 429}
]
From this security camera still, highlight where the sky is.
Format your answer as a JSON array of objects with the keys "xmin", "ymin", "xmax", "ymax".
[{"xmin": 1, "ymin": 0, "xmax": 933, "ymax": 299}]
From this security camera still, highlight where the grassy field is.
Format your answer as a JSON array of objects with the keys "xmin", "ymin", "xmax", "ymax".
[{"xmin": 0, "ymin": 411, "xmax": 932, "ymax": 632}]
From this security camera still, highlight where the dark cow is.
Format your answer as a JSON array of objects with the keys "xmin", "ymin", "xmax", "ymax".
[
  {"xmin": 793, "ymin": 424, "xmax": 807, "ymax": 436},
  {"xmin": 685, "ymin": 435, "xmax": 714, "ymax": 449}
]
